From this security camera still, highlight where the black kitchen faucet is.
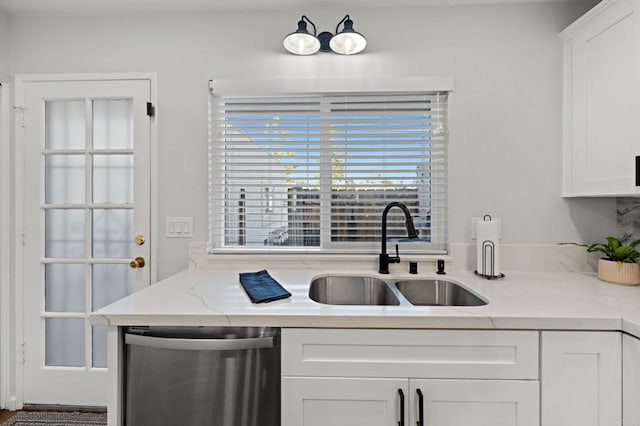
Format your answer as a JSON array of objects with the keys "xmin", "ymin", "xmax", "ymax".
[{"xmin": 379, "ymin": 202, "xmax": 419, "ymax": 274}]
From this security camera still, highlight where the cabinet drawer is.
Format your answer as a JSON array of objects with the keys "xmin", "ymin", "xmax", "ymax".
[{"xmin": 282, "ymin": 329, "xmax": 539, "ymax": 379}]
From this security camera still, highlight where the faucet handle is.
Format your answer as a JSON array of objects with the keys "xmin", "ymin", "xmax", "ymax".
[{"xmin": 388, "ymin": 244, "xmax": 401, "ymax": 264}]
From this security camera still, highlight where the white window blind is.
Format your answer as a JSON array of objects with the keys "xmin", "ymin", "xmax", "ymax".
[{"xmin": 209, "ymin": 91, "xmax": 448, "ymax": 253}]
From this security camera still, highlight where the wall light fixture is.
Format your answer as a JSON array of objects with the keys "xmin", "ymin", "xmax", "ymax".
[
  {"xmin": 283, "ymin": 15, "xmax": 321, "ymax": 55},
  {"xmin": 283, "ymin": 14, "xmax": 367, "ymax": 55},
  {"xmin": 330, "ymin": 15, "xmax": 367, "ymax": 55}
]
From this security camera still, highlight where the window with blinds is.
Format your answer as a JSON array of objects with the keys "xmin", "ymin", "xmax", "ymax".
[{"xmin": 209, "ymin": 91, "xmax": 448, "ymax": 253}]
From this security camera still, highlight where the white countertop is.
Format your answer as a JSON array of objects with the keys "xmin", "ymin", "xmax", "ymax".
[{"xmin": 94, "ymin": 265, "xmax": 640, "ymax": 338}]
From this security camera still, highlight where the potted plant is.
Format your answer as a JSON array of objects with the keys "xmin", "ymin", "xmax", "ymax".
[{"xmin": 570, "ymin": 237, "xmax": 640, "ymax": 286}]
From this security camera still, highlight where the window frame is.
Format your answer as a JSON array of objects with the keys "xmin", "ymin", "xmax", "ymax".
[{"xmin": 208, "ymin": 78, "xmax": 453, "ymax": 256}]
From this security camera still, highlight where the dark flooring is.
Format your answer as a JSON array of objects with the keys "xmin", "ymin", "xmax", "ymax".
[
  {"xmin": 0, "ymin": 410, "xmax": 17, "ymax": 423},
  {"xmin": 0, "ymin": 406, "xmax": 106, "ymax": 423}
]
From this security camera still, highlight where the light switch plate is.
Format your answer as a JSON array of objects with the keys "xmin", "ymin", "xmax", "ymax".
[{"xmin": 166, "ymin": 216, "xmax": 193, "ymax": 238}]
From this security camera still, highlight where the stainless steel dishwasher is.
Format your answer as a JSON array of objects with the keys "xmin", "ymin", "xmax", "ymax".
[{"xmin": 124, "ymin": 326, "xmax": 280, "ymax": 426}]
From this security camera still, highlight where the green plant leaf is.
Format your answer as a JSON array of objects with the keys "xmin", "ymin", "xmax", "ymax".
[
  {"xmin": 606, "ymin": 236, "xmax": 621, "ymax": 250},
  {"xmin": 558, "ymin": 242, "xmax": 589, "ymax": 248},
  {"xmin": 613, "ymin": 246, "xmax": 633, "ymax": 260},
  {"xmin": 586, "ymin": 244, "xmax": 613, "ymax": 258}
]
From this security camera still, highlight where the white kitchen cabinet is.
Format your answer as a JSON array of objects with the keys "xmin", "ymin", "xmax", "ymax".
[
  {"xmin": 561, "ymin": 0, "xmax": 640, "ymax": 196},
  {"xmin": 282, "ymin": 377, "xmax": 407, "ymax": 426},
  {"xmin": 409, "ymin": 379, "xmax": 539, "ymax": 426},
  {"xmin": 623, "ymin": 333, "xmax": 640, "ymax": 426},
  {"xmin": 282, "ymin": 329, "xmax": 540, "ymax": 426},
  {"xmin": 541, "ymin": 331, "xmax": 622, "ymax": 426},
  {"xmin": 282, "ymin": 377, "xmax": 539, "ymax": 426}
]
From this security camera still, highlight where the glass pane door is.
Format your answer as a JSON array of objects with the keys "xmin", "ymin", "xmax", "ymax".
[
  {"xmin": 42, "ymin": 98, "xmax": 134, "ymax": 369},
  {"xmin": 22, "ymin": 77, "xmax": 151, "ymax": 405}
]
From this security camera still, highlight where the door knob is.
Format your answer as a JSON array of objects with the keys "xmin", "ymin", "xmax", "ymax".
[
  {"xmin": 135, "ymin": 234, "xmax": 146, "ymax": 246},
  {"xmin": 129, "ymin": 257, "xmax": 146, "ymax": 269}
]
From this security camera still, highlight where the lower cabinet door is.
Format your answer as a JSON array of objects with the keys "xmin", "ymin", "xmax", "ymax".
[
  {"xmin": 409, "ymin": 379, "xmax": 539, "ymax": 426},
  {"xmin": 624, "ymin": 334, "xmax": 640, "ymax": 426},
  {"xmin": 541, "ymin": 331, "xmax": 621, "ymax": 426},
  {"xmin": 282, "ymin": 377, "xmax": 408, "ymax": 426}
]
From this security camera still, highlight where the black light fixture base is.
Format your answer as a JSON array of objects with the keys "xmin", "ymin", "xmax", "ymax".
[
  {"xmin": 474, "ymin": 270, "xmax": 506, "ymax": 280},
  {"xmin": 317, "ymin": 31, "xmax": 333, "ymax": 52}
]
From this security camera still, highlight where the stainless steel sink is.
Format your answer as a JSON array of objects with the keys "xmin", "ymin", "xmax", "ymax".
[
  {"xmin": 395, "ymin": 279, "xmax": 487, "ymax": 306},
  {"xmin": 309, "ymin": 276, "xmax": 400, "ymax": 306}
]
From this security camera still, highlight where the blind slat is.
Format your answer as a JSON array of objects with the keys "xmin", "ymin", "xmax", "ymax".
[{"xmin": 215, "ymin": 118, "xmax": 447, "ymax": 126}]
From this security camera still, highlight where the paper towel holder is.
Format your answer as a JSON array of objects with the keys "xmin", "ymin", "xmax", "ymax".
[
  {"xmin": 473, "ymin": 215, "xmax": 505, "ymax": 280},
  {"xmin": 474, "ymin": 240, "xmax": 505, "ymax": 279}
]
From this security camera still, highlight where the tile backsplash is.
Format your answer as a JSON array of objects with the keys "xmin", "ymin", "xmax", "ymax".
[{"xmin": 618, "ymin": 198, "xmax": 640, "ymax": 243}]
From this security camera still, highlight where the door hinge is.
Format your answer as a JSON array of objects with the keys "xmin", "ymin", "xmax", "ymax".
[
  {"xmin": 19, "ymin": 227, "xmax": 25, "ymax": 246},
  {"xmin": 20, "ymin": 342, "xmax": 25, "ymax": 364},
  {"xmin": 146, "ymin": 102, "xmax": 155, "ymax": 118},
  {"xmin": 13, "ymin": 106, "xmax": 25, "ymax": 128}
]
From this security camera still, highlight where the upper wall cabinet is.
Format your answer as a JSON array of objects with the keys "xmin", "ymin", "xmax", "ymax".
[{"xmin": 561, "ymin": 0, "xmax": 640, "ymax": 197}]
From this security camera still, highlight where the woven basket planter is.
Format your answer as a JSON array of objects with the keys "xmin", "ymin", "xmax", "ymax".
[{"xmin": 598, "ymin": 259, "xmax": 640, "ymax": 286}]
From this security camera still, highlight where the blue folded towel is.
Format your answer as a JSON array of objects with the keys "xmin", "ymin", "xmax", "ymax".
[{"xmin": 239, "ymin": 270, "xmax": 292, "ymax": 304}]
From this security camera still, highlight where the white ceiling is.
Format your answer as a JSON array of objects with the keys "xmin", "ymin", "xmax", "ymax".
[{"xmin": 0, "ymin": 0, "xmax": 585, "ymax": 15}]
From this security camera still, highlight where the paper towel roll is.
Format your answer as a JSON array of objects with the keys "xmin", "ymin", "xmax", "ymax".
[{"xmin": 476, "ymin": 217, "xmax": 502, "ymax": 276}]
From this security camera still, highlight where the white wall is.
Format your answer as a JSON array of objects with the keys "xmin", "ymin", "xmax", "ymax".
[
  {"xmin": 0, "ymin": 13, "xmax": 9, "ymax": 81},
  {"xmin": 8, "ymin": 2, "xmax": 614, "ymax": 279},
  {"xmin": 0, "ymin": 12, "xmax": 9, "ymax": 408}
]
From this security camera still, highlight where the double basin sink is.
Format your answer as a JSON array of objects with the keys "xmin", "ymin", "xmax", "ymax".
[{"xmin": 309, "ymin": 275, "xmax": 487, "ymax": 307}]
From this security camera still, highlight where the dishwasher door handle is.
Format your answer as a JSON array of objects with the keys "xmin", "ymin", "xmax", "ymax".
[{"xmin": 125, "ymin": 333, "xmax": 275, "ymax": 351}]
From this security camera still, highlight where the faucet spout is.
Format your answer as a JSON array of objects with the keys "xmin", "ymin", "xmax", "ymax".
[{"xmin": 379, "ymin": 202, "xmax": 419, "ymax": 274}]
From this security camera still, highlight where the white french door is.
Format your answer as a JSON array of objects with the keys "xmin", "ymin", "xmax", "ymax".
[{"xmin": 19, "ymin": 77, "xmax": 152, "ymax": 405}]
